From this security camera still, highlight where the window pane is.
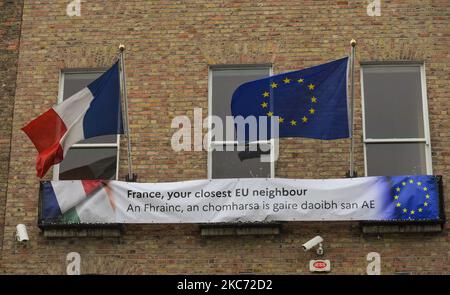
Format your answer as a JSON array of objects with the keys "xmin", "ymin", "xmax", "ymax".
[
  {"xmin": 212, "ymin": 144, "xmax": 271, "ymax": 179},
  {"xmin": 63, "ymin": 71, "xmax": 117, "ymax": 144},
  {"xmin": 210, "ymin": 67, "xmax": 272, "ymax": 179},
  {"xmin": 59, "ymin": 148, "xmax": 117, "ymax": 180},
  {"xmin": 75, "ymin": 135, "xmax": 117, "ymax": 144},
  {"xmin": 362, "ymin": 66, "xmax": 424, "ymax": 139},
  {"xmin": 63, "ymin": 72, "xmax": 103, "ymax": 99},
  {"xmin": 366, "ymin": 143, "xmax": 426, "ymax": 176},
  {"xmin": 212, "ymin": 68, "xmax": 270, "ymax": 122}
]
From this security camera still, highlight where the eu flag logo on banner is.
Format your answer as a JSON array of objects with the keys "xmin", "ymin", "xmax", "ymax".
[
  {"xmin": 387, "ymin": 175, "xmax": 440, "ymax": 221},
  {"xmin": 231, "ymin": 57, "xmax": 349, "ymax": 141}
]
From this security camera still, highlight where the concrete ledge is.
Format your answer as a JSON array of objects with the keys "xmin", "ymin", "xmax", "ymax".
[
  {"xmin": 361, "ymin": 224, "xmax": 443, "ymax": 234},
  {"xmin": 200, "ymin": 224, "xmax": 281, "ymax": 236},
  {"xmin": 42, "ymin": 227, "xmax": 122, "ymax": 238}
]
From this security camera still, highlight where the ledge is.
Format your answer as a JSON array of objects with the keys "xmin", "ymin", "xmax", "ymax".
[
  {"xmin": 360, "ymin": 223, "xmax": 443, "ymax": 234},
  {"xmin": 40, "ymin": 224, "xmax": 123, "ymax": 238},
  {"xmin": 200, "ymin": 223, "xmax": 282, "ymax": 236}
]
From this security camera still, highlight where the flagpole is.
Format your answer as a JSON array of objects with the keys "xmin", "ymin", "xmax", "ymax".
[
  {"xmin": 349, "ymin": 39, "xmax": 356, "ymax": 178},
  {"xmin": 119, "ymin": 44, "xmax": 136, "ymax": 182}
]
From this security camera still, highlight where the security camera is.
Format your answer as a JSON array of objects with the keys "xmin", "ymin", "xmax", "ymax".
[
  {"xmin": 302, "ymin": 235, "xmax": 323, "ymax": 252},
  {"xmin": 16, "ymin": 224, "xmax": 29, "ymax": 242}
]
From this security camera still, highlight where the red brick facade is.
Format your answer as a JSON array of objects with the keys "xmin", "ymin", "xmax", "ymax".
[{"xmin": 0, "ymin": 1, "xmax": 448, "ymax": 274}]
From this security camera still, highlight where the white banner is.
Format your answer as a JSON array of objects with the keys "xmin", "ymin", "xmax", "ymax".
[{"xmin": 41, "ymin": 175, "xmax": 440, "ymax": 224}]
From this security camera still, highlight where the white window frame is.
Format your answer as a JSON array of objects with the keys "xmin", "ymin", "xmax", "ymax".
[
  {"xmin": 52, "ymin": 69, "xmax": 120, "ymax": 181},
  {"xmin": 360, "ymin": 62, "xmax": 433, "ymax": 176},
  {"xmin": 207, "ymin": 65, "xmax": 275, "ymax": 179}
]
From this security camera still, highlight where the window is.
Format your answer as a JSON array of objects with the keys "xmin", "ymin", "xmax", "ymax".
[
  {"xmin": 208, "ymin": 65, "xmax": 274, "ymax": 179},
  {"xmin": 53, "ymin": 70, "xmax": 120, "ymax": 180},
  {"xmin": 361, "ymin": 63, "xmax": 432, "ymax": 176}
]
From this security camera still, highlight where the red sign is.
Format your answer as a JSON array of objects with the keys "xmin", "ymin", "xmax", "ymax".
[
  {"xmin": 309, "ymin": 260, "xmax": 331, "ymax": 272},
  {"xmin": 313, "ymin": 261, "xmax": 327, "ymax": 269}
]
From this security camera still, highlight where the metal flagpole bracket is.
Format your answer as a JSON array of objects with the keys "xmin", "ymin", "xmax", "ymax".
[
  {"xmin": 347, "ymin": 39, "xmax": 357, "ymax": 178},
  {"xmin": 345, "ymin": 170, "xmax": 358, "ymax": 178},
  {"xmin": 126, "ymin": 173, "xmax": 138, "ymax": 182},
  {"xmin": 118, "ymin": 44, "xmax": 137, "ymax": 182}
]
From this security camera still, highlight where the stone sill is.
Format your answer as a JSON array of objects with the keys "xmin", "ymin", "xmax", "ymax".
[
  {"xmin": 200, "ymin": 224, "xmax": 282, "ymax": 236},
  {"xmin": 40, "ymin": 222, "xmax": 444, "ymax": 237},
  {"xmin": 41, "ymin": 225, "xmax": 123, "ymax": 238},
  {"xmin": 361, "ymin": 223, "xmax": 443, "ymax": 234}
]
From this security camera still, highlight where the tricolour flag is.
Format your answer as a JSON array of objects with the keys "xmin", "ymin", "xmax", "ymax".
[
  {"xmin": 22, "ymin": 62, "xmax": 124, "ymax": 178},
  {"xmin": 231, "ymin": 57, "xmax": 349, "ymax": 141},
  {"xmin": 41, "ymin": 180, "xmax": 116, "ymax": 224}
]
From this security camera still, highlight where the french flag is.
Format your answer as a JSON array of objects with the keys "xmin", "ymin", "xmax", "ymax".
[
  {"xmin": 41, "ymin": 180, "xmax": 116, "ymax": 223},
  {"xmin": 22, "ymin": 62, "xmax": 124, "ymax": 178}
]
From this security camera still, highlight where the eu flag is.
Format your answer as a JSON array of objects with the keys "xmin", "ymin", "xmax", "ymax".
[
  {"xmin": 231, "ymin": 57, "xmax": 349, "ymax": 141},
  {"xmin": 385, "ymin": 175, "xmax": 440, "ymax": 221}
]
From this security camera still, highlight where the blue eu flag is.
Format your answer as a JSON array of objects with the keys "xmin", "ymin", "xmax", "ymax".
[
  {"xmin": 385, "ymin": 175, "xmax": 440, "ymax": 221},
  {"xmin": 231, "ymin": 57, "xmax": 350, "ymax": 141}
]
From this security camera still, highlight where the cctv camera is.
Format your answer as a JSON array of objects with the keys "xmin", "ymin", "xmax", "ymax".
[
  {"xmin": 16, "ymin": 224, "xmax": 29, "ymax": 242},
  {"xmin": 302, "ymin": 235, "xmax": 323, "ymax": 252}
]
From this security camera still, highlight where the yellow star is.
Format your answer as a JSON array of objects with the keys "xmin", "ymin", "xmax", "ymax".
[
  {"xmin": 403, "ymin": 208, "xmax": 408, "ymax": 213},
  {"xmin": 396, "ymin": 187, "xmax": 401, "ymax": 192},
  {"xmin": 396, "ymin": 202, "xmax": 401, "ymax": 207},
  {"xmin": 417, "ymin": 182, "xmax": 422, "ymax": 186},
  {"xmin": 424, "ymin": 202, "xmax": 428, "ymax": 207},
  {"xmin": 394, "ymin": 195, "xmax": 399, "ymax": 200},
  {"xmin": 267, "ymin": 111, "xmax": 273, "ymax": 117},
  {"xmin": 423, "ymin": 187, "xmax": 428, "ymax": 191},
  {"xmin": 409, "ymin": 179, "xmax": 414, "ymax": 184},
  {"xmin": 283, "ymin": 77, "xmax": 291, "ymax": 84},
  {"xmin": 290, "ymin": 120, "xmax": 297, "ymax": 126},
  {"xmin": 297, "ymin": 78, "xmax": 304, "ymax": 84},
  {"xmin": 278, "ymin": 117, "xmax": 284, "ymax": 123},
  {"xmin": 311, "ymin": 96, "xmax": 317, "ymax": 103},
  {"xmin": 402, "ymin": 182, "xmax": 406, "ymax": 186},
  {"xmin": 302, "ymin": 116, "xmax": 308, "ymax": 123},
  {"xmin": 418, "ymin": 208, "xmax": 423, "ymax": 213},
  {"xmin": 263, "ymin": 91, "xmax": 270, "ymax": 97},
  {"xmin": 261, "ymin": 102, "xmax": 268, "ymax": 108},
  {"xmin": 410, "ymin": 210, "xmax": 415, "ymax": 215},
  {"xmin": 271, "ymin": 82, "xmax": 278, "ymax": 89},
  {"xmin": 308, "ymin": 83, "xmax": 315, "ymax": 90},
  {"xmin": 309, "ymin": 108, "xmax": 315, "ymax": 114},
  {"xmin": 426, "ymin": 194, "xmax": 430, "ymax": 199}
]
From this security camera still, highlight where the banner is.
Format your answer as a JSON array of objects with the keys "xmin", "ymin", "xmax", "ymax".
[{"xmin": 40, "ymin": 175, "xmax": 441, "ymax": 224}]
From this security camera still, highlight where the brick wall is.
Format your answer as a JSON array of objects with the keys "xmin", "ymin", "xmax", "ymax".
[
  {"xmin": 1, "ymin": 0, "xmax": 449, "ymax": 274},
  {"xmin": 0, "ymin": 0, "xmax": 23, "ymax": 262}
]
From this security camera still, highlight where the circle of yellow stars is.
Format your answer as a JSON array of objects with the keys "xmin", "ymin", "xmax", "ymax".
[
  {"xmin": 260, "ymin": 76, "xmax": 317, "ymax": 126},
  {"xmin": 393, "ymin": 178, "xmax": 431, "ymax": 219}
]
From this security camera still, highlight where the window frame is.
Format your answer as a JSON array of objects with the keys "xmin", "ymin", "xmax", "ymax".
[
  {"xmin": 360, "ymin": 61, "xmax": 433, "ymax": 176},
  {"xmin": 207, "ymin": 64, "xmax": 275, "ymax": 179},
  {"xmin": 52, "ymin": 69, "xmax": 121, "ymax": 181}
]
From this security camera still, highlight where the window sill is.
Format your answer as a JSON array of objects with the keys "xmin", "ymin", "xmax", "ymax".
[
  {"xmin": 200, "ymin": 223, "xmax": 282, "ymax": 236},
  {"xmin": 360, "ymin": 222, "xmax": 444, "ymax": 234},
  {"xmin": 40, "ymin": 224, "xmax": 123, "ymax": 238}
]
